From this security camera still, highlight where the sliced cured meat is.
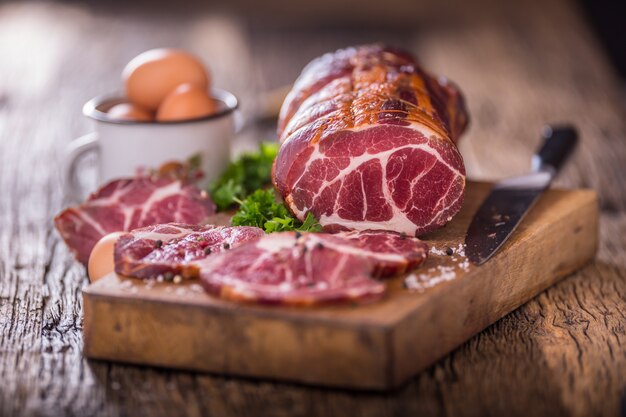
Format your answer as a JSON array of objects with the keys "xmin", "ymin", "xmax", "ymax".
[
  {"xmin": 54, "ymin": 177, "xmax": 215, "ymax": 265},
  {"xmin": 114, "ymin": 223, "xmax": 264, "ymax": 279},
  {"xmin": 274, "ymin": 44, "xmax": 469, "ymax": 237},
  {"xmin": 332, "ymin": 230, "xmax": 428, "ymax": 277},
  {"xmin": 197, "ymin": 230, "xmax": 427, "ymax": 306}
]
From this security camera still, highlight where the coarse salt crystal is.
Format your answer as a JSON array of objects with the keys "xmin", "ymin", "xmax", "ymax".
[
  {"xmin": 404, "ymin": 264, "xmax": 458, "ymax": 292},
  {"xmin": 429, "ymin": 246, "xmax": 448, "ymax": 256},
  {"xmin": 458, "ymin": 259, "xmax": 470, "ymax": 271},
  {"xmin": 190, "ymin": 284, "xmax": 204, "ymax": 293},
  {"xmin": 455, "ymin": 243, "xmax": 466, "ymax": 257},
  {"xmin": 120, "ymin": 280, "xmax": 134, "ymax": 289}
]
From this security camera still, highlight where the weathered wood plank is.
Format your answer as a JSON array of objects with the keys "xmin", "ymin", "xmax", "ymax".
[{"xmin": 0, "ymin": 0, "xmax": 625, "ymax": 416}]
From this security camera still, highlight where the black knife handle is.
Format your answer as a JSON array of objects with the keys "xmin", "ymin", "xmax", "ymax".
[{"xmin": 532, "ymin": 125, "xmax": 579, "ymax": 173}]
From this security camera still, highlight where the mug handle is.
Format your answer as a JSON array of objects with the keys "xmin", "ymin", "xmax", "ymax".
[{"xmin": 65, "ymin": 132, "xmax": 99, "ymax": 198}]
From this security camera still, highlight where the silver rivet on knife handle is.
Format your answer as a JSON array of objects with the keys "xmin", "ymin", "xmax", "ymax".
[{"xmin": 464, "ymin": 125, "xmax": 579, "ymax": 265}]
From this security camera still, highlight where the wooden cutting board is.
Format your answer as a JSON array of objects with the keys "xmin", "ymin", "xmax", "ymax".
[{"xmin": 82, "ymin": 181, "xmax": 598, "ymax": 390}]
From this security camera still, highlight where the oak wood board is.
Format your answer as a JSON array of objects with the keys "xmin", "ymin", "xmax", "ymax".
[{"xmin": 82, "ymin": 181, "xmax": 599, "ymax": 390}]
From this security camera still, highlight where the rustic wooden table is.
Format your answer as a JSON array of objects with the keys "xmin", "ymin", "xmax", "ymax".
[{"xmin": 1, "ymin": 0, "xmax": 625, "ymax": 416}]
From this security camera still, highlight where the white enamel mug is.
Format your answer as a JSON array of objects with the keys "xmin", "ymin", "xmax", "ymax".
[{"xmin": 66, "ymin": 88, "xmax": 238, "ymax": 195}]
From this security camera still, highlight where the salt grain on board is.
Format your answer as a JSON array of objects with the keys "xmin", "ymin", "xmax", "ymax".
[
  {"xmin": 190, "ymin": 284, "xmax": 204, "ymax": 293},
  {"xmin": 429, "ymin": 246, "xmax": 448, "ymax": 256},
  {"xmin": 429, "ymin": 243, "xmax": 466, "ymax": 257},
  {"xmin": 405, "ymin": 243, "xmax": 469, "ymax": 291},
  {"xmin": 459, "ymin": 258, "xmax": 470, "ymax": 271},
  {"xmin": 404, "ymin": 265, "xmax": 458, "ymax": 292},
  {"xmin": 119, "ymin": 280, "xmax": 134, "ymax": 290}
]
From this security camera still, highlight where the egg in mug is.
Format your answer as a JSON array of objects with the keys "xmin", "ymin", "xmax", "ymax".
[
  {"xmin": 107, "ymin": 48, "xmax": 217, "ymax": 122},
  {"xmin": 107, "ymin": 102, "xmax": 153, "ymax": 121},
  {"xmin": 156, "ymin": 83, "xmax": 217, "ymax": 121}
]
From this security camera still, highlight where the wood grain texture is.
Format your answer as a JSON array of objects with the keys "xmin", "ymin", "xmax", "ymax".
[
  {"xmin": 82, "ymin": 183, "xmax": 598, "ymax": 390},
  {"xmin": 0, "ymin": 0, "xmax": 625, "ymax": 415}
]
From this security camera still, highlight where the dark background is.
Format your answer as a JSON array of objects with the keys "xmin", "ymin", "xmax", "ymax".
[{"xmin": 55, "ymin": 0, "xmax": 626, "ymax": 106}]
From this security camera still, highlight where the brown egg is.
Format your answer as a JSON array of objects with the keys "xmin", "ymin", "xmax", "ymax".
[
  {"xmin": 123, "ymin": 48, "xmax": 210, "ymax": 111},
  {"xmin": 107, "ymin": 102, "xmax": 154, "ymax": 122},
  {"xmin": 156, "ymin": 83, "xmax": 217, "ymax": 122},
  {"xmin": 88, "ymin": 232, "xmax": 125, "ymax": 282}
]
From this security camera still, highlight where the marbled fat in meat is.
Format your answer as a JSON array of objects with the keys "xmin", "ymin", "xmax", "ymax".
[
  {"xmin": 197, "ymin": 230, "xmax": 428, "ymax": 306},
  {"xmin": 54, "ymin": 177, "xmax": 216, "ymax": 264},
  {"xmin": 114, "ymin": 223, "xmax": 264, "ymax": 279},
  {"xmin": 274, "ymin": 44, "xmax": 469, "ymax": 236}
]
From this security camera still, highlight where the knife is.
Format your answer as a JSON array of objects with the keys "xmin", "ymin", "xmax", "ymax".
[{"xmin": 465, "ymin": 125, "xmax": 578, "ymax": 265}]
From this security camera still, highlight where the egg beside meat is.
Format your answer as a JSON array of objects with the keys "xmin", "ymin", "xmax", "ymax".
[
  {"xmin": 156, "ymin": 83, "xmax": 217, "ymax": 122},
  {"xmin": 88, "ymin": 232, "xmax": 126, "ymax": 282},
  {"xmin": 123, "ymin": 48, "xmax": 210, "ymax": 111}
]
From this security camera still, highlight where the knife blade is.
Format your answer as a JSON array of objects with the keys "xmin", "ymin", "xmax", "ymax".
[{"xmin": 465, "ymin": 125, "xmax": 578, "ymax": 265}]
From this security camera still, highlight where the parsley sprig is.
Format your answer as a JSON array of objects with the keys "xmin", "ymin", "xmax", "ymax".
[
  {"xmin": 209, "ymin": 142, "xmax": 279, "ymax": 211},
  {"xmin": 231, "ymin": 189, "xmax": 321, "ymax": 233},
  {"xmin": 209, "ymin": 143, "xmax": 322, "ymax": 233}
]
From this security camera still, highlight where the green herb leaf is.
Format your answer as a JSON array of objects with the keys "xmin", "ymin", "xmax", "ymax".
[
  {"xmin": 265, "ymin": 216, "xmax": 295, "ymax": 233},
  {"xmin": 231, "ymin": 189, "xmax": 322, "ymax": 233},
  {"xmin": 297, "ymin": 212, "xmax": 323, "ymax": 232},
  {"xmin": 210, "ymin": 178, "xmax": 245, "ymax": 211},
  {"xmin": 209, "ymin": 142, "xmax": 279, "ymax": 211},
  {"xmin": 210, "ymin": 142, "xmax": 322, "ymax": 234}
]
